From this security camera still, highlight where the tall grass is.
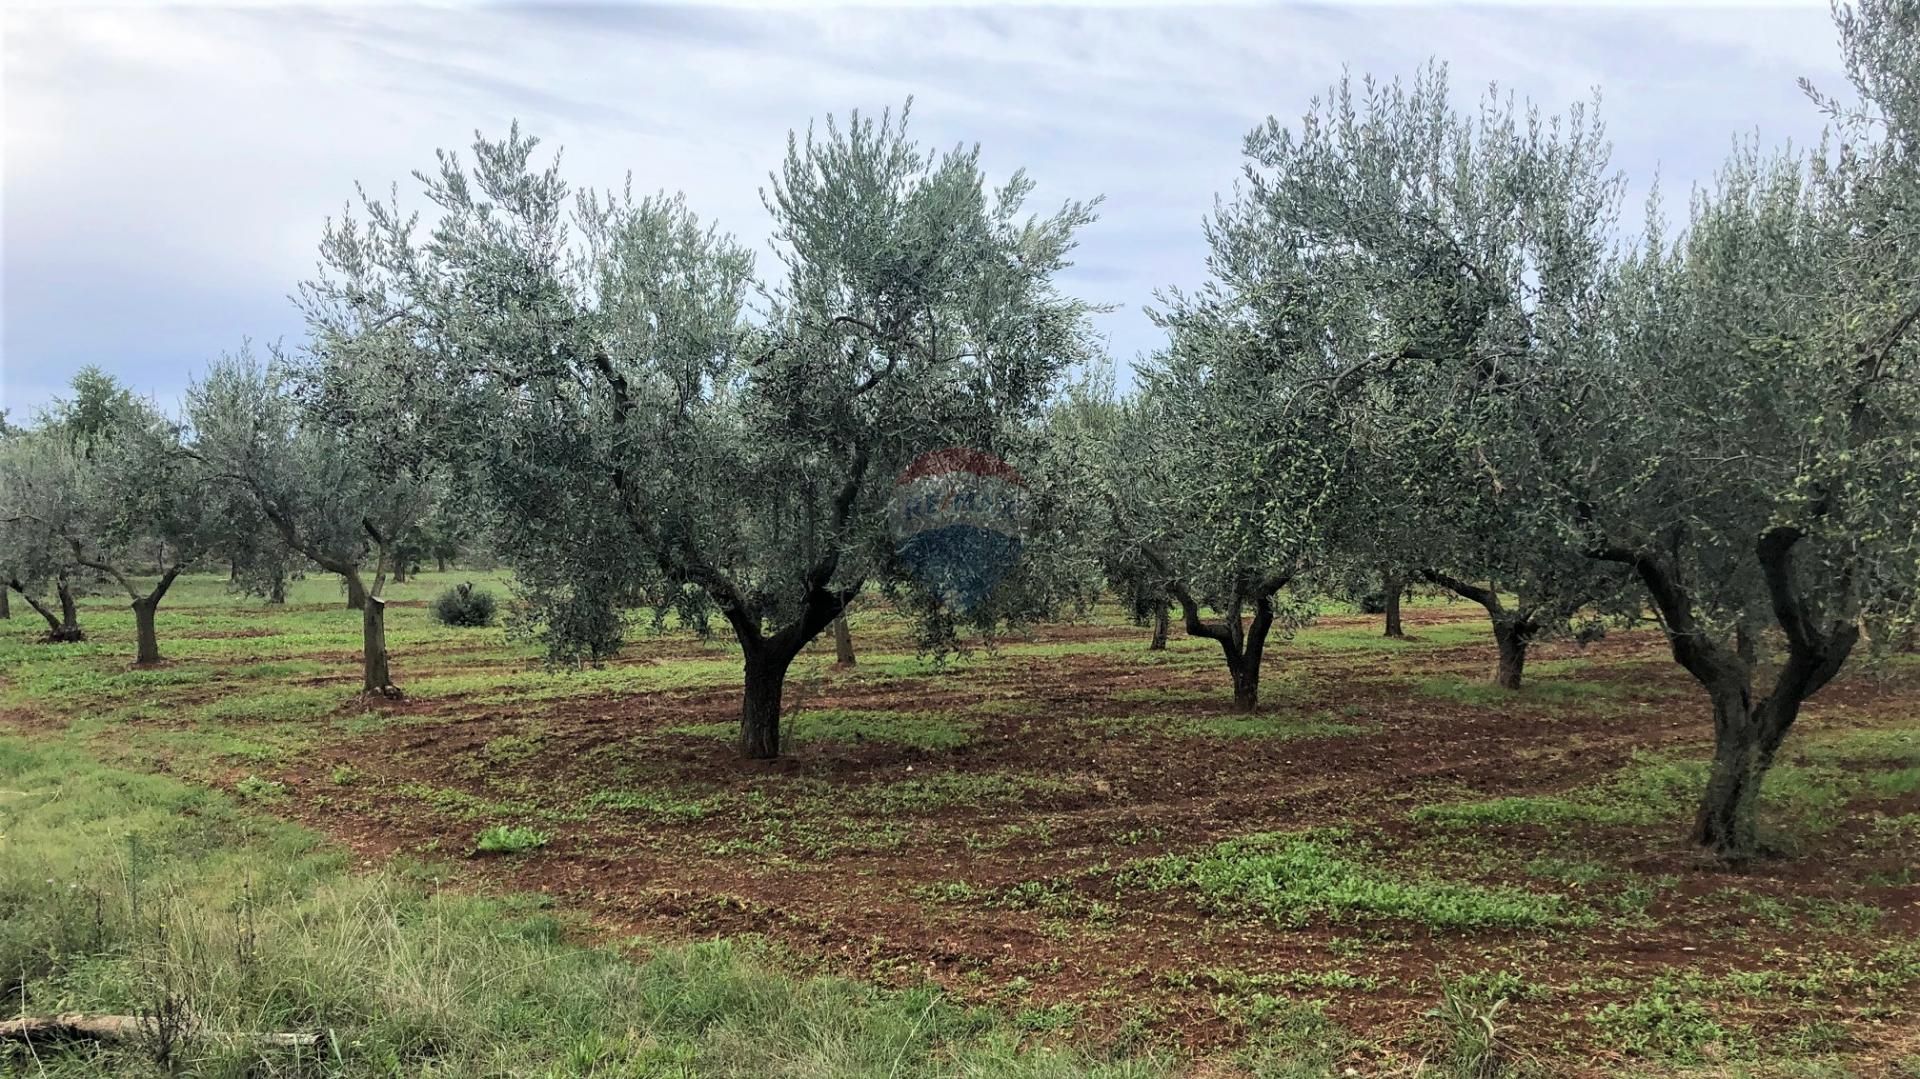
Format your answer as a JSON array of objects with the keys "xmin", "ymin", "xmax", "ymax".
[{"xmin": 0, "ymin": 736, "xmax": 1169, "ymax": 1077}]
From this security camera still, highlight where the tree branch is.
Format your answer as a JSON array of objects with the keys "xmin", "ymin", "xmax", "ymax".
[{"xmin": 1420, "ymin": 569, "xmax": 1501, "ymax": 614}]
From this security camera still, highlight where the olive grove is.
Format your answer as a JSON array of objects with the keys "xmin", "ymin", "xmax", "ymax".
[{"xmin": 3, "ymin": 1, "xmax": 1914, "ymax": 863}]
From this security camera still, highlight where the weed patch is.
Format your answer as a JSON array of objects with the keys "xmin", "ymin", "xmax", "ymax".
[
  {"xmin": 475, "ymin": 824, "xmax": 551, "ymax": 854},
  {"xmin": 1123, "ymin": 831, "xmax": 1588, "ymax": 930}
]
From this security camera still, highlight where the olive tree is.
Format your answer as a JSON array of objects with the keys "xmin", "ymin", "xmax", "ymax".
[
  {"xmin": 56, "ymin": 381, "xmax": 212, "ymax": 664},
  {"xmin": 211, "ymin": 486, "xmax": 300, "ymax": 604},
  {"xmin": 189, "ymin": 352, "xmax": 433, "ymax": 694},
  {"xmin": 308, "ymin": 108, "xmax": 1100, "ymax": 757},
  {"xmin": 1043, "ymin": 380, "xmax": 1174, "ymax": 650},
  {"xmin": 1087, "ymin": 89, "xmax": 1490, "ymax": 711},
  {"xmin": 0, "ymin": 371, "xmax": 214, "ymax": 659},
  {"xmin": 1091, "ymin": 303, "xmax": 1354, "ymax": 714},
  {"xmin": 0, "ymin": 430, "xmax": 86, "ymax": 642},
  {"xmin": 1234, "ymin": 67, "xmax": 1635, "ymax": 688},
  {"xmin": 1546, "ymin": 0, "xmax": 1920, "ymax": 859}
]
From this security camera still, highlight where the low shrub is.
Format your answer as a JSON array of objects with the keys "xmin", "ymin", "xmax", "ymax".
[{"xmin": 433, "ymin": 582, "xmax": 498, "ymax": 627}]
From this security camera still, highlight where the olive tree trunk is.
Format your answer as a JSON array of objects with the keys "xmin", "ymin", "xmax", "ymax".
[
  {"xmin": 345, "ymin": 572, "xmax": 367, "ymax": 611},
  {"xmin": 1421, "ymin": 571, "xmax": 1538, "ymax": 690},
  {"xmin": 1491, "ymin": 616, "xmax": 1539, "ymax": 690},
  {"xmin": 129, "ymin": 568, "xmax": 183, "ymax": 666},
  {"xmin": 132, "ymin": 602, "xmax": 160, "ymax": 665},
  {"xmin": 1598, "ymin": 528, "xmax": 1856, "ymax": 862},
  {"xmin": 833, "ymin": 614, "xmax": 855, "ymax": 666},
  {"xmin": 1169, "ymin": 575, "xmax": 1289, "ymax": 714},
  {"xmin": 0, "ymin": 586, "xmax": 9, "ymax": 619},
  {"xmin": 9, "ymin": 580, "xmax": 81, "ymax": 642},
  {"xmin": 1382, "ymin": 574, "xmax": 1405, "ymax": 638},
  {"xmin": 1694, "ymin": 685, "xmax": 1768, "ymax": 857},
  {"xmin": 56, "ymin": 575, "xmax": 83, "ymax": 641},
  {"xmin": 361, "ymin": 592, "xmax": 398, "ymax": 695},
  {"xmin": 1227, "ymin": 649, "xmax": 1264, "ymax": 712},
  {"xmin": 730, "ymin": 583, "xmax": 853, "ymax": 759},
  {"xmin": 1149, "ymin": 604, "xmax": 1169, "ymax": 651},
  {"xmin": 741, "ymin": 648, "xmax": 795, "ymax": 758}
]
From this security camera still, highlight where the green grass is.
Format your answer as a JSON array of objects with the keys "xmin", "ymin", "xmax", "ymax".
[
  {"xmin": 196, "ymin": 685, "xmax": 352, "ymax": 723},
  {"xmin": 233, "ymin": 774, "xmax": 289, "ymax": 802},
  {"xmin": 480, "ymin": 727, "xmax": 548, "ymax": 764},
  {"xmin": 1295, "ymin": 619, "xmax": 1489, "ymax": 650},
  {"xmin": 1412, "ymin": 674, "xmax": 1630, "ymax": 708},
  {"xmin": 832, "ymin": 770, "xmax": 1087, "ymax": 813},
  {"xmin": 1867, "ymin": 766, "xmax": 1920, "ymax": 798},
  {"xmin": 1593, "ymin": 981, "xmax": 1750, "ymax": 1063},
  {"xmin": 670, "ymin": 707, "xmax": 976, "ymax": 750},
  {"xmin": 1122, "ymin": 830, "xmax": 1589, "ymax": 930},
  {"xmin": 0, "ymin": 735, "xmax": 1170, "ymax": 1077}
]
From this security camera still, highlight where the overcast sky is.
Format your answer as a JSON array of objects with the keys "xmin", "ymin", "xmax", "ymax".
[{"xmin": 2, "ymin": 1, "xmax": 1850, "ymax": 417}]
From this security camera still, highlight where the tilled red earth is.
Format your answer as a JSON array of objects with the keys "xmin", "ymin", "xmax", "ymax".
[{"xmin": 109, "ymin": 607, "xmax": 1920, "ymax": 1072}]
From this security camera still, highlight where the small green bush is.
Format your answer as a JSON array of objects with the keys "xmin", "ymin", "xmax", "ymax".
[{"xmin": 433, "ymin": 582, "xmax": 498, "ymax": 627}]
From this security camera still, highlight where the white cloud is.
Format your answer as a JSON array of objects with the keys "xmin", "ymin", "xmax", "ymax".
[{"xmin": 1, "ymin": 2, "xmax": 1844, "ymax": 415}]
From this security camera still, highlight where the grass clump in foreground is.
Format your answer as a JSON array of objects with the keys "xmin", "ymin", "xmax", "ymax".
[
  {"xmin": 474, "ymin": 823, "xmax": 551, "ymax": 854},
  {"xmin": 1125, "ymin": 830, "xmax": 1588, "ymax": 930},
  {"xmin": 0, "ymin": 736, "xmax": 1169, "ymax": 1077}
]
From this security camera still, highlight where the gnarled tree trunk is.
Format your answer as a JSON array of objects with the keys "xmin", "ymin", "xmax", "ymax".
[
  {"xmin": 1422, "ymin": 571, "xmax": 1536, "ymax": 690},
  {"xmin": 1168, "ymin": 574, "xmax": 1289, "ymax": 714},
  {"xmin": 1597, "ymin": 528, "xmax": 1857, "ymax": 862},
  {"xmin": 1, "ymin": 586, "xmax": 9, "ymax": 619},
  {"xmin": 1694, "ymin": 683, "xmax": 1770, "ymax": 857},
  {"xmin": 1227, "ymin": 649, "xmax": 1264, "ymax": 712},
  {"xmin": 345, "ymin": 572, "xmax": 367, "ymax": 611},
  {"xmin": 9, "ymin": 580, "xmax": 80, "ymax": 642},
  {"xmin": 741, "ymin": 647, "xmax": 795, "ymax": 758},
  {"xmin": 128, "ymin": 568, "xmax": 182, "ymax": 666},
  {"xmin": 55, "ymin": 574, "xmax": 83, "ymax": 641},
  {"xmin": 1149, "ymin": 604, "xmax": 1169, "ymax": 651}
]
